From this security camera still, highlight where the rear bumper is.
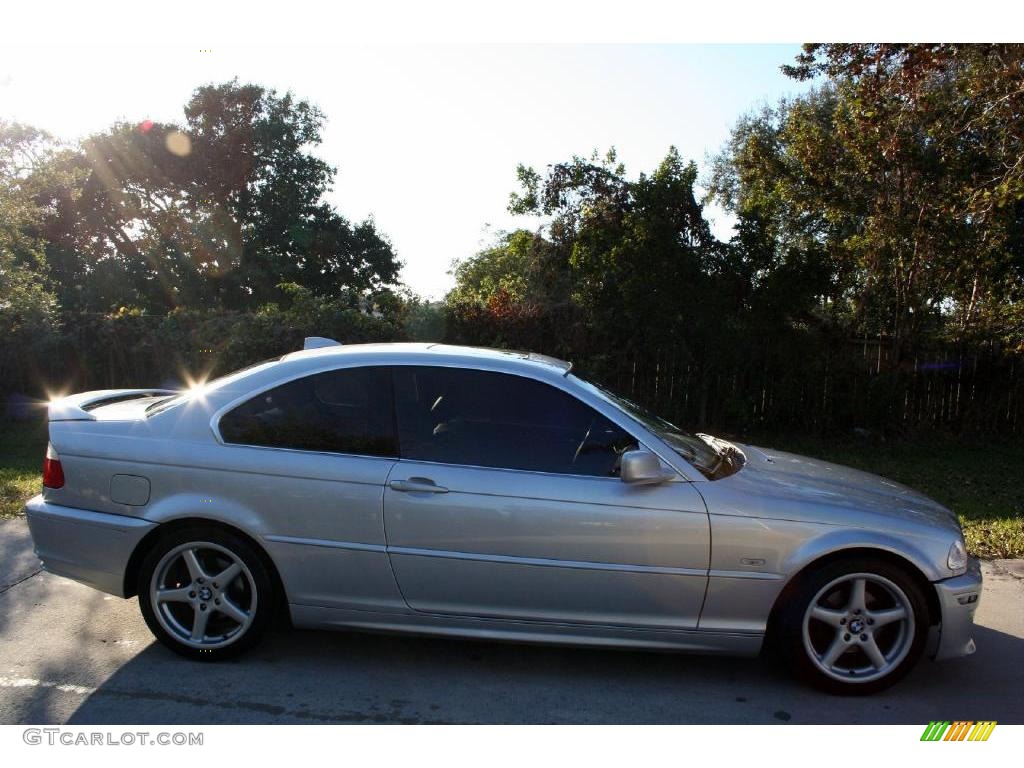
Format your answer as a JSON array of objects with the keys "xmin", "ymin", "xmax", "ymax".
[
  {"xmin": 24, "ymin": 495, "xmax": 156, "ymax": 597},
  {"xmin": 931, "ymin": 557, "xmax": 983, "ymax": 661}
]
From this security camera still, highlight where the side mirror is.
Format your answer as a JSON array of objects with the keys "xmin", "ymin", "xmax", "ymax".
[{"xmin": 620, "ymin": 449, "xmax": 673, "ymax": 485}]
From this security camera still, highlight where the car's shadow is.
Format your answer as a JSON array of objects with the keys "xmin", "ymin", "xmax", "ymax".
[{"xmin": 60, "ymin": 620, "xmax": 1024, "ymax": 724}]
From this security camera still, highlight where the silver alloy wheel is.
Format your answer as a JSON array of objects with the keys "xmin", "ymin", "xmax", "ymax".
[
  {"xmin": 150, "ymin": 541, "xmax": 257, "ymax": 649},
  {"xmin": 801, "ymin": 572, "xmax": 915, "ymax": 684}
]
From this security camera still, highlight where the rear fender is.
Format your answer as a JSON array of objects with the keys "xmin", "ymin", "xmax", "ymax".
[{"xmin": 142, "ymin": 493, "xmax": 267, "ymax": 538}]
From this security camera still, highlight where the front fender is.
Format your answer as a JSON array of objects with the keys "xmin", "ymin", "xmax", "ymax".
[
  {"xmin": 699, "ymin": 515, "xmax": 947, "ymax": 635},
  {"xmin": 782, "ymin": 526, "xmax": 946, "ymax": 583}
]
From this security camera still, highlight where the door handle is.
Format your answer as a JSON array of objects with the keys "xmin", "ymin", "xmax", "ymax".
[{"xmin": 389, "ymin": 477, "xmax": 449, "ymax": 494}]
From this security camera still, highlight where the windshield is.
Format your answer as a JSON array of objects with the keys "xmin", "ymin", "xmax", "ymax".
[{"xmin": 571, "ymin": 374, "xmax": 730, "ymax": 477}]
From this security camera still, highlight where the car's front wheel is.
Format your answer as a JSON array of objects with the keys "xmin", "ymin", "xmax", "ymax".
[
  {"xmin": 776, "ymin": 557, "xmax": 930, "ymax": 694},
  {"xmin": 138, "ymin": 526, "xmax": 274, "ymax": 660}
]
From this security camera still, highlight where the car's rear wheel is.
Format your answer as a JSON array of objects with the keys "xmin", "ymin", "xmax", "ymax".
[
  {"xmin": 776, "ymin": 557, "xmax": 929, "ymax": 694},
  {"xmin": 138, "ymin": 527, "xmax": 274, "ymax": 660}
]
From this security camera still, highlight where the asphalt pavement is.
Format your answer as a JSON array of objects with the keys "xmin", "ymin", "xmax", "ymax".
[{"xmin": 1, "ymin": 517, "xmax": 1022, "ymax": 724}]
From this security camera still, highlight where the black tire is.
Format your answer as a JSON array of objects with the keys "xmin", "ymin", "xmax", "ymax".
[
  {"xmin": 137, "ymin": 526, "xmax": 275, "ymax": 661},
  {"xmin": 774, "ymin": 557, "xmax": 930, "ymax": 695}
]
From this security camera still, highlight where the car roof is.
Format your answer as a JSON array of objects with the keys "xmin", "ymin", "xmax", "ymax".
[{"xmin": 280, "ymin": 342, "xmax": 573, "ymax": 375}]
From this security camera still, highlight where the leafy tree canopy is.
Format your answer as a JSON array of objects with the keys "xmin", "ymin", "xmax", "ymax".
[
  {"xmin": 708, "ymin": 46, "xmax": 1024, "ymax": 356},
  {"xmin": 0, "ymin": 122, "xmax": 60, "ymax": 335},
  {"xmin": 31, "ymin": 81, "xmax": 402, "ymax": 313}
]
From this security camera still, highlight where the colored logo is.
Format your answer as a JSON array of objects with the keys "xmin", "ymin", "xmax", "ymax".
[{"xmin": 920, "ymin": 721, "xmax": 996, "ymax": 741}]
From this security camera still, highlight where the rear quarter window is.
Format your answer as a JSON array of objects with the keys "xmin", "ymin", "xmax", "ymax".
[{"xmin": 219, "ymin": 366, "xmax": 397, "ymax": 457}]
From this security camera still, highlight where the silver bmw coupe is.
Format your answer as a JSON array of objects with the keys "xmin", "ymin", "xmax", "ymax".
[{"xmin": 25, "ymin": 341, "xmax": 981, "ymax": 693}]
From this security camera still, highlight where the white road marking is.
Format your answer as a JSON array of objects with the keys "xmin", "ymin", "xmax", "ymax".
[{"xmin": 0, "ymin": 674, "xmax": 94, "ymax": 696}]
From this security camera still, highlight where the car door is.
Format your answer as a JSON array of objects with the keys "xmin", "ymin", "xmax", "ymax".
[
  {"xmin": 213, "ymin": 365, "xmax": 406, "ymax": 613},
  {"xmin": 383, "ymin": 365, "xmax": 710, "ymax": 629}
]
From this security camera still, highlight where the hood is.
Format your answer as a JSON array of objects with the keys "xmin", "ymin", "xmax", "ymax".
[{"xmin": 729, "ymin": 442, "xmax": 961, "ymax": 533}]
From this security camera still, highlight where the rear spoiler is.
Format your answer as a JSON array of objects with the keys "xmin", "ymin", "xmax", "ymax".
[{"xmin": 48, "ymin": 389, "xmax": 178, "ymax": 422}]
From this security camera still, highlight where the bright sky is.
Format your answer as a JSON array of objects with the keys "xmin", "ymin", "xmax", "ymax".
[{"xmin": 0, "ymin": 44, "xmax": 808, "ymax": 299}]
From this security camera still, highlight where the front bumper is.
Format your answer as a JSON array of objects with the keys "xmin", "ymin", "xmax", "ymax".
[
  {"xmin": 24, "ymin": 495, "xmax": 156, "ymax": 597},
  {"xmin": 931, "ymin": 557, "xmax": 983, "ymax": 661}
]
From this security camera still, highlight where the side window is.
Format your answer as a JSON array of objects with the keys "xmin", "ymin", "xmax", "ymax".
[
  {"xmin": 393, "ymin": 366, "xmax": 636, "ymax": 476},
  {"xmin": 220, "ymin": 366, "xmax": 397, "ymax": 457}
]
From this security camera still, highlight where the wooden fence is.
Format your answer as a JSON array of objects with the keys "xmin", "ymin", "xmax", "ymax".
[
  {"xmin": 3, "ymin": 309, "xmax": 1021, "ymax": 436},
  {"xmin": 582, "ymin": 339, "xmax": 1023, "ymax": 437}
]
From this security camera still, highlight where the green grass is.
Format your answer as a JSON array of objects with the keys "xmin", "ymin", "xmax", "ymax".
[
  {"xmin": 2, "ymin": 418, "xmax": 1021, "ymax": 558},
  {"xmin": 0, "ymin": 419, "xmax": 46, "ymax": 519},
  {"xmin": 759, "ymin": 434, "xmax": 1024, "ymax": 560}
]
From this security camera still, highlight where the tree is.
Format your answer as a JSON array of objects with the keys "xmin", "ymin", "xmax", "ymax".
[
  {"xmin": 32, "ymin": 81, "xmax": 403, "ymax": 313},
  {"xmin": 447, "ymin": 229, "xmax": 557, "ymax": 306},
  {"xmin": 0, "ymin": 122, "xmax": 61, "ymax": 390},
  {"xmin": 783, "ymin": 45, "xmax": 1024, "ymax": 221},
  {"xmin": 709, "ymin": 47, "xmax": 1024, "ymax": 361},
  {"xmin": 505, "ymin": 148, "xmax": 723, "ymax": 352},
  {"xmin": 449, "ymin": 148, "xmax": 750, "ymax": 425},
  {"xmin": 774, "ymin": 44, "xmax": 1024, "ymax": 353},
  {"xmin": 0, "ymin": 122, "xmax": 60, "ymax": 326}
]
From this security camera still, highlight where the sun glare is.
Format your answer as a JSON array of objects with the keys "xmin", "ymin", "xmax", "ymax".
[
  {"xmin": 45, "ymin": 389, "xmax": 68, "ymax": 404},
  {"xmin": 180, "ymin": 371, "xmax": 210, "ymax": 401}
]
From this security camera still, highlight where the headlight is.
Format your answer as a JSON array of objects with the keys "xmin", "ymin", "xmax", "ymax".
[{"xmin": 947, "ymin": 539, "xmax": 967, "ymax": 573}]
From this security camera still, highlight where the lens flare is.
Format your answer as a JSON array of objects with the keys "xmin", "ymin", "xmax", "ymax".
[
  {"xmin": 165, "ymin": 131, "xmax": 192, "ymax": 157},
  {"xmin": 45, "ymin": 389, "xmax": 68, "ymax": 404},
  {"xmin": 180, "ymin": 371, "xmax": 210, "ymax": 402}
]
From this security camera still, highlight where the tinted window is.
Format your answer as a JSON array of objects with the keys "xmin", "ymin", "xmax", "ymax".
[
  {"xmin": 220, "ymin": 367, "xmax": 396, "ymax": 457},
  {"xmin": 393, "ymin": 367, "xmax": 636, "ymax": 476}
]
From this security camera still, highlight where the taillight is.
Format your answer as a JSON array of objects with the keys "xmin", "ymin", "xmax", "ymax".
[{"xmin": 43, "ymin": 442, "xmax": 65, "ymax": 489}]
